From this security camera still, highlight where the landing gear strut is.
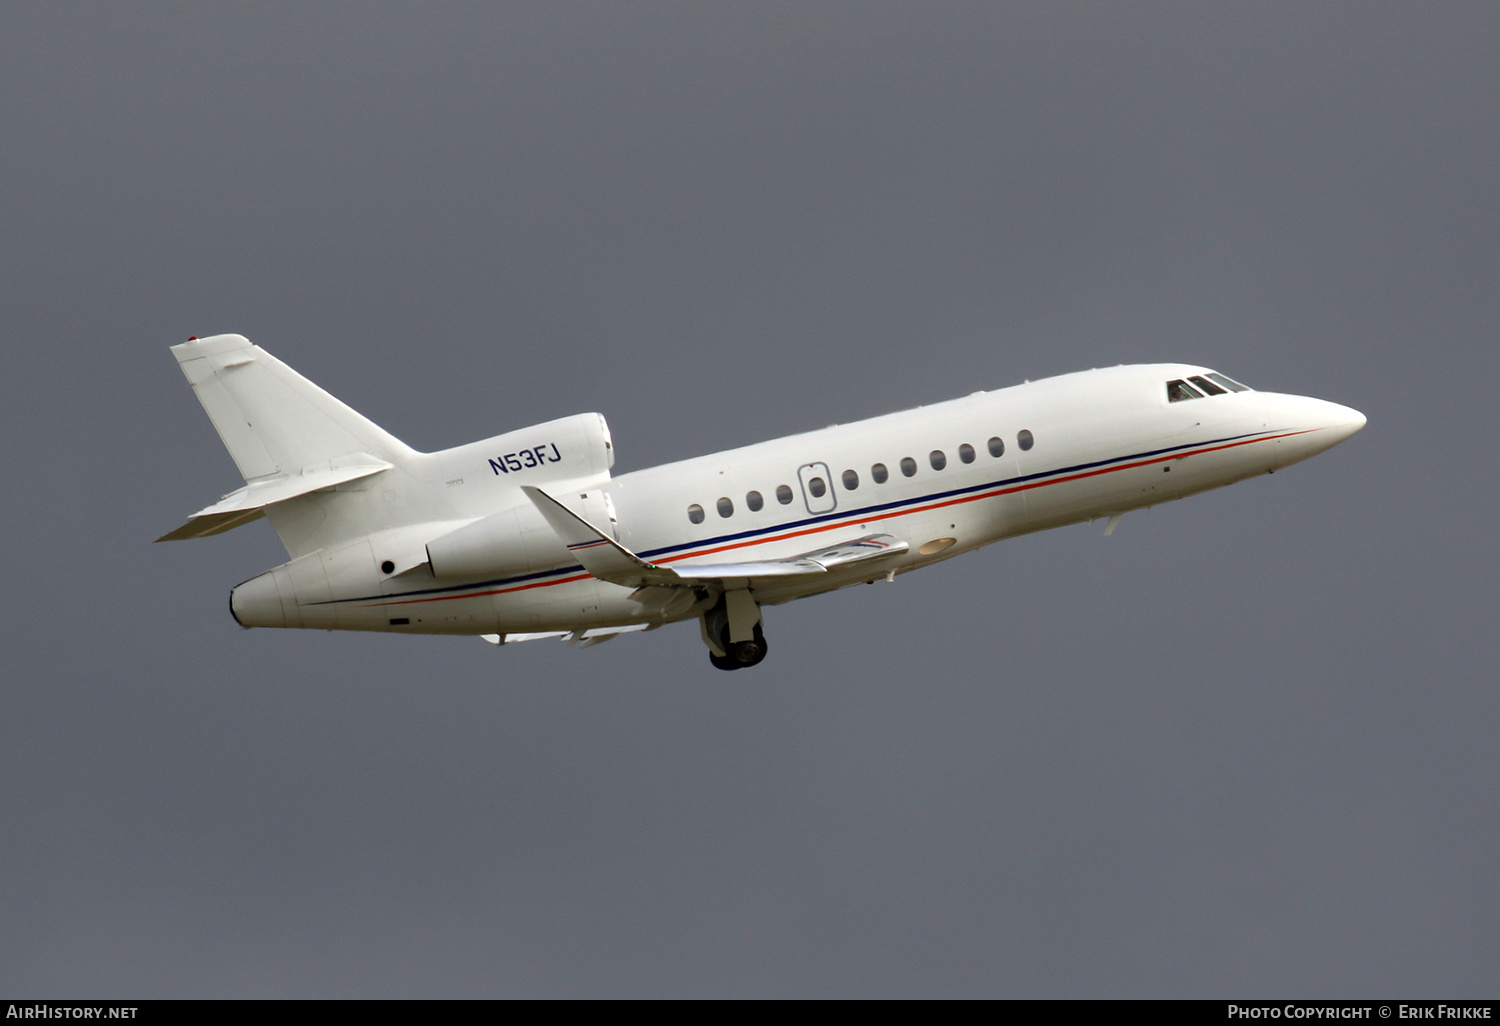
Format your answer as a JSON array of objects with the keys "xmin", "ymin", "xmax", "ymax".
[{"xmin": 701, "ymin": 588, "xmax": 768, "ymax": 671}]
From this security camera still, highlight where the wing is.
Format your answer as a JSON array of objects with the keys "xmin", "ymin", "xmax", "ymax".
[
  {"xmin": 480, "ymin": 623, "xmax": 653, "ymax": 649},
  {"xmin": 521, "ymin": 485, "xmax": 907, "ymax": 589}
]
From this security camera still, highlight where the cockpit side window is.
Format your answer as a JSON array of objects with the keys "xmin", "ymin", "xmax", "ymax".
[
  {"xmin": 1206, "ymin": 372, "xmax": 1251, "ymax": 392},
  {"xmin": 1167, "ymin": 379, "xmax": 1204, "ymax": 403},
  {"xmin": 1189, "ymin": 375, "xmax": 1227, "ymax": 396}
]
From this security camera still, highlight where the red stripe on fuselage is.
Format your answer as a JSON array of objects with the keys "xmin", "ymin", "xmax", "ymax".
[
  {"xmin": 649, "ymin": 428, "xmax": 1312, "ymax": 565},
  {"xmin": 358, "ymin": 429, "xmax": 1310, "ymax": 607}
]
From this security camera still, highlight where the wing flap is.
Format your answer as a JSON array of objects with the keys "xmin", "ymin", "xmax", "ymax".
[
  {"xmin": 480, "ymin": 623, "xmax": 652, "ymax": 648},
  {"xmin": 669, "ymin": 559, "xmax": 824, "ymax": 580},
  {"xmin": 670, "ymin": 534, "xmax": 908, "ymax": 578}
]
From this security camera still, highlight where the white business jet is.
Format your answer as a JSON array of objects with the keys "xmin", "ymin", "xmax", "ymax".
[{"xmin": 160, "ymin": 335, "xmax": 1364, "ymax": 670}]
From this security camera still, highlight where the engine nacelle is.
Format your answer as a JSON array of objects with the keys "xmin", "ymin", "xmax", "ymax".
[
  {"xmin": 434, "ymin": 412, "xmax": 614, "ymax": 499},
  {"xmin": 425, "ymin": 487, "xmax": 619, "ymax": 581},
  {"xmin": 423, "ymin": 411, "xmax": 619, "ymax": 579}
]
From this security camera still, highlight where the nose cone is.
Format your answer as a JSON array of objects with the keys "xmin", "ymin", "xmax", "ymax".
[
  {"xmin": 1315, "ymin": 399, "xmax": 1366, "ymax": 447},
  {"xmin": 1259, "ymin": 393, "xmax": 1366, "ymax": 470}
]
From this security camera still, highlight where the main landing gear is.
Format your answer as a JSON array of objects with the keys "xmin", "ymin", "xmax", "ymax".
[
  {"xmin": 709, "ymin": 623, "xmax": 767, "ymax": 671},
  {"xmin": 701, "ymin": 588, "xmax": 768, "ymax": 671}
]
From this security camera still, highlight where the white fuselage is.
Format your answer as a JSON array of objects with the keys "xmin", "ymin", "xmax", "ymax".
[{"xmin": 238, "ymin": 363, "xmax": 1363, "ymax": 637}]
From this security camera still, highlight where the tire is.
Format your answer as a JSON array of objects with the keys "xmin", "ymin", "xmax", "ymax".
[{"xmin": 725, "ymin": 624, "xmax": 767, "ymax": 668}]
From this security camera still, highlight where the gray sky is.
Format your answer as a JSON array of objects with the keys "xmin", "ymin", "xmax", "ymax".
[{"xmin": 2, "ymin": 2, "xmax": 1496, "ymax": 997}]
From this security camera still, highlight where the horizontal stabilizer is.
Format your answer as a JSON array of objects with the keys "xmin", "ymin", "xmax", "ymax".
[
  {"xmin": 157, "ymin": 457, "xmax": 392, "ymax": 542},
  {"xmin": 522, "ymin": 485, "xmax": 907, "ymax": 588},
  {"xmin": 156, "ymin": 507, "xmax": 267, "ymax": 542}
]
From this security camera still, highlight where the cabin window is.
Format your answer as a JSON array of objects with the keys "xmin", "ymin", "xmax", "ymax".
[
  {"xmin": 958, "ymin": 443, "xmax": 975, "ymax": 464},
  {"xmin": 746, "ymin": 490, "xmax": 764, "ymax": 512},
  {"xmin": 1206, "ymin": 372, "xmax": 1251, "ymax": 392},
  {"xmin": 1167, "ymin": 379, "xmax": 1204, "ymax": 402},
  {"xmin": 1189, "ymin": 375, "xmax": 1227, "ymax": 396},
  {"xmin": 807, "ymin": 476, "xmax": 827, "ymax": 498},
  {"xmin": 900, "ymin": 457, "xmax": 917, "ymax": 477},
  {"xmin": 871, "ymin": 462, "xmax": 889, "ymax": 484},
  {"xmin": 842, "ymin": 469, "xmax": 859, "ymax": 490},
  {"xmin": 929, "ymin": 450, "xmax": 947, "ymax": 470},
  {"xmin": 988, "ymin": 436, "xmax": 1005, "ymax": 457},
  {"xmin": 1018, "ymin": 429, "xmax": 1034, "ymax": 451},
  {"xmin": 717, "ymin": 496, "xmax": 734, "ymax": 518},
  {"xmin": 687, "ymin": 503, "xmax": 705, "ymax": 524},
  {"xmin": 776, "ymin": 484, "xmax": 794, "ymax": 505}
]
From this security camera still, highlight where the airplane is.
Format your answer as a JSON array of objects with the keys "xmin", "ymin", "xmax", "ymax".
[{"xmin": 159, "ymin": 334, "xmax": 1365, "ymax": 670}]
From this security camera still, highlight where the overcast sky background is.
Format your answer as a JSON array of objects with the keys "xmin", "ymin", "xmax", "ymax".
[{"xmin": 2, "ymin": 2, "xmax": 1496, "ymax": 998}]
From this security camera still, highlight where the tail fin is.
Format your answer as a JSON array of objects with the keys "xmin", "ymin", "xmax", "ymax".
[
  {"xmin": 170, "ymin": 334, "xmax": 414, "ymax": 480},
  {"xmin": 161, "ymin": 334, "xmax": 420, "ymax": 551}
]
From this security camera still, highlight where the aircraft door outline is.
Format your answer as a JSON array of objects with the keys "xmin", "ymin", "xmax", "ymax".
[{"xmin": 797, "ymin": 462, "xmax": 837, "ymax": 515}]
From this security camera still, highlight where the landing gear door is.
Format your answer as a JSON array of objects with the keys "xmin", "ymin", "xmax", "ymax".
[{"xmin": 797, "ymin": 462, "xmax": 837, "ymax": 515}]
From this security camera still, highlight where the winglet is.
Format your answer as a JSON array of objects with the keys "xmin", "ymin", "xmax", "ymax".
[{"xmin": 521, "ymin": 486, "xmax": 678, "ymax": 588}]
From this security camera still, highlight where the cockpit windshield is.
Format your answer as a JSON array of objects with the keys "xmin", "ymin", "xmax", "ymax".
[
  {"xmin": 1167, "ymin": 371, "xmax": 1252, "ymax": 402},
  {"xmin": 1167, "ymin": 379, "xmax": 1203, "ymax": 402},
  {"xmin": 1205, "ymin": 372, "xmax": 1250, "ymax": 392}
]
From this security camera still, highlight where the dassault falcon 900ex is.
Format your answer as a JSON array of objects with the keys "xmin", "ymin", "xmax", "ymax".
[{"xmin": 160, "ymin": 335, "xmax": 1364, "ymax": 670}]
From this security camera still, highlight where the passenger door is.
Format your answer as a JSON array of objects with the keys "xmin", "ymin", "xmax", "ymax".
[{"xmin": 797, "ymin": 462, "xmax": 837, "ymax": 515}]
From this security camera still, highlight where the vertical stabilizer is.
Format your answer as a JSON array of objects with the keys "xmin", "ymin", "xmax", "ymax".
[
  {"xmin": 170, "ymin": 334, "xmax": 415, "ymax": 481},
  {"xmin": 166, "ymin": 334, "xmax": 428, "ymax": 558}
]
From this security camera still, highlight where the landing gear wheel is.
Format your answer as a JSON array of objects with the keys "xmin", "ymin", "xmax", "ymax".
[
  {"xmin": 702, "ymin": 593, "xmax": 768, "ymax": 671},
  {"xmin": 726, "ymin": 639, "xmax": 766, "ymax": 668},
  {"xmin": 711, "ymin": 624, "xmax": 766, "ymax": 670}
]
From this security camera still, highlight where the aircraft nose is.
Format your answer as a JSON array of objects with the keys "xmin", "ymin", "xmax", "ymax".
[
  {"xmin": 1316, "ymin": 400, "xmax": 1367, "ymax": 446},
  {"xmin": 1261, "ymin": 394, "xmax": 1367, "ymax": 469}
]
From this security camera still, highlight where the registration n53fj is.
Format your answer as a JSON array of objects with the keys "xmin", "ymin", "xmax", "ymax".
[{"xmin": 160, "ymin": 335, "xmax": 1364, "ymax": 670}]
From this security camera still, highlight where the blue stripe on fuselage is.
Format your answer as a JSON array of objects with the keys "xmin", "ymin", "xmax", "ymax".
[{"xmin": 313, "ymin": 429, "xmax": 1268, "ymax": 606}]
